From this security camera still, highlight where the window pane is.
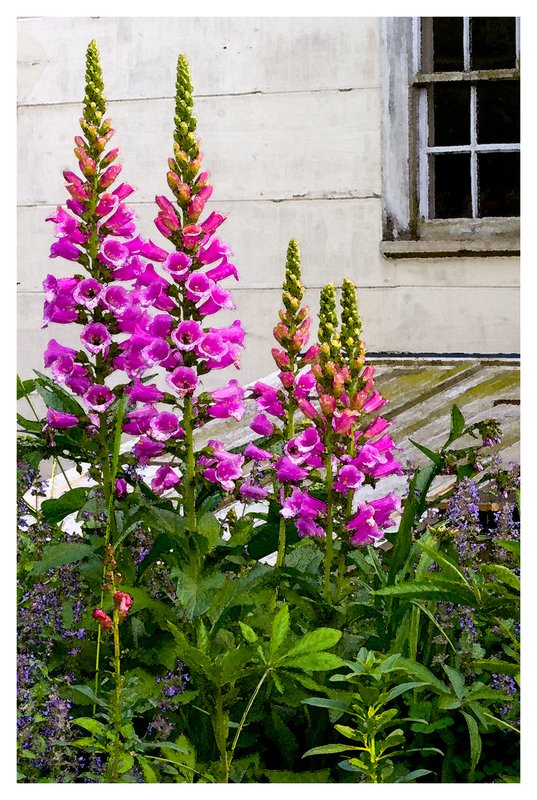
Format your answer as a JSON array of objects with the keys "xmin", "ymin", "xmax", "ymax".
[
  {"xmin": 471, "ymin": 18, "xmax": 517, "ymax": 69},
  {"xmin": 431, "ymin": 18, "xmax": 464, "ymax": 71},
  {"xmin": 479, "ymin": 153, "xmax": 520, "ymax": 217},
  {"xmin": 429, "ymin": 83, "xmax": 471, "ymax": 146},
  {"xmin": 430, "ymin": 153, "xmax": 472, "ymax": 218},
  {"xmin": 477, "ymin": 81, "xmax": 520, "ymax": 144}
]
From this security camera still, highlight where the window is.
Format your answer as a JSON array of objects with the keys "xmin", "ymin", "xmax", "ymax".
[{"xmin": 380, "ymin": 17, "xmax": 520, "ymax": 257}]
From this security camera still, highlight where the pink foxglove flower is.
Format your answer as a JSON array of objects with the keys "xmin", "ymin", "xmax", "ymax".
[
  {"xmin": 151, "ymin": 465, "xmax": 181, "ymax": 496},
  {"xmin": 84, "ymin": 384, "xmax": 115, "ymax": 413},
  {"xmin": 92, "ymin": 609, "xmax": 112, "ymax": 630},
  {"xmin": 45, "ymin": 408, "xmax": 80, "ymax": 429},
  {"xmin": 113, "ymin": 591, "xmax": 133, "ymax": 620}
]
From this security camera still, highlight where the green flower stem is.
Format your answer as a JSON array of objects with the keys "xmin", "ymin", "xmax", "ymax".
[
  {"xmin": 229, "ymin": 668, "xmax": 271, "ymax": 773},
  {"xmin": 108, "ymin": 604, "xmax": 123, "ymax": 783},
  {"xmin": 214, "ymin": 692, "xmax": 229, "ymax": 783},
  {"xmin": 183, "ymin": 396, "xmax": 197, "ymax": 534},
  {"xmin": 335, "ymin": 429, "xmax": 356, "ymax": 603},
  {"xmin": 323, "ymin": 430, "xmax": 335, "ymax": 603}
]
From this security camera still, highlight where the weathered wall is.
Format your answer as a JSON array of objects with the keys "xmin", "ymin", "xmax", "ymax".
[{"xmin": 17, "ymin": 16, "xmax": 520, "ymax": 393}]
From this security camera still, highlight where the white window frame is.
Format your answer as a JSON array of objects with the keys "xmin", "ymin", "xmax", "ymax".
[{"xmin": 380, "ymin": 16, "xmax": 520, "ymax": 258}]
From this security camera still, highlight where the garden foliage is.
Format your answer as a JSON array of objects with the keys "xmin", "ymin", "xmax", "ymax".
[{"xmin": 17, "ymin": 42, "xmax": 520, "ymax": 783}]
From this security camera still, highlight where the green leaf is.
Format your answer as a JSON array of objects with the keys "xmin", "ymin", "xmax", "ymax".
[
  {"xmin": 480, "ymin": 564, "xmax": 520, "ymax": 591},
  {"xmin": 72, "ymin": 717, "xmax": 108, "ymax": 737},
  {"xmin": 283, "ymin": 627, "xmax": 342, "ymax": 658},
  {"xmin": 41, "ymin": 487, "xmax": 90, "ymax": 524},
  {"xmin": 417, "ymin": 541, "xmax": 473, "ymax": 589},
  {"xmin": 137, "ymin": 755, "xmax": 159, "ymax": 783},
  {"xmin": 303, "ymin": 744, "xmax": 360, "ymax": 758},
  {"xmin": 444, "ymin": 664, "xmax": 465, "ymax": 700},
  {"xmin": 462, "ymin": 711, "xmax": 482, "ymax": 777},
  {"xmin": 35, "ymin": 377, "xmax": 85, "ymax": 416},
  {"xmin": 239, "ymin": 621, "xmax": 258, "ymax": 644},
  {"xmin": 382, "ymin": 681, "xmax": 429, "ymax": 704},
  {"xmin": 143, "ymin": 506, "xmax": 187, "ymax": 537},
  {"xmin": 301, "ymin": 697, "xmax": 349, "ymax": 712},
  {"xmin": 31, "ymin": 541, "xmax": 95, "ymax": 574},
  {"xmin": 472, "ymin": 659, "xmax": 519, "ymax": 678},
  {"xmin": 117, "ymin": 752, "xmax": 134, "ymax": 774},
  {"xmin": 280, "ymin": 652, "xmax": 345, "ymax": 672},
  {"xmin": 395, "ymin": 769, "xmax": 433, "ymax": 783},
  {"xmin": 375, "ymin": 579, "xmax": 476, "ymax": 605},
  {"xmin": 270, "ymin": 604, "xmax": 290, "ymax": 659},
  {"xmin": 70, "ymin": 684, "xmax": 108, "ymax": 708},
  {"xmin": 166, "ymin": 621, "xmax": 214, "ymax": 680},
  {"xmin": 173, "ymin": 569, "xmax": 226, "ymax": 621},
  {"xmin": 449, "ymin": 405, "xmax": 466, "ymax": 441},
  {"xmin": 408, "ymin": 439, "xmax": 442, "ymax": 466},
  {"xmin": 394, "ymin": 658, "xmax": 449, "ymax": 694},
  {"xmin": 263, "ymin": 769, "xmax": 331, "ymax": 783},
  {"xmin": 196, "ymin": 512, "xmax": 222, "ymax": 551},
  {"xmin": 17, "ymin": 376, "xmax": 36, "ymax": 400}
]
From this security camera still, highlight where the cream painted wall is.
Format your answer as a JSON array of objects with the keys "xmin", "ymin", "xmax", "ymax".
[{"xmin": 17, "ymin": 16, "xmax": 520, "ymax": 392}]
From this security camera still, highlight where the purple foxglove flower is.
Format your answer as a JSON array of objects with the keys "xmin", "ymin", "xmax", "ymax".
[
  {"xmin": 133, "ymin": 436, "xmax": 165, "ymax": 465},
  {"xmin": 45, "ymin": 206, "xmax": 86, "ymax": 243},
  {"xmin": 104, "ymin": 203, "xmax": 136, "ymax": 237},
  {"xmin": 51, "ymin": 353, "xmax": 77, "ymax": 383},
  {"xmin": 149, "ymin": 411, "xmax": 183, "ymax": 442},
  {"xmin": 207, "ymin": 380, "xmax": 245, "ymax": 421},
  {"xmin": 124, "ymin": 379, "xmax": 164, "ymax": 404},
  {"xmin": 285, "ymin": 428, "xmax": 322, "ymax": 463},
  {"xmin": 166, "ymin": 366, "xmax": 198, "ymax": 397},
  {"xmin": 66, "ymin": 198, "xmax": 87, "ymax": 217},
  {"xmin": 333, "ymin": 464, "xmax": 364, "ymax": 494},
  {"xmin": 200, "ymin": 211, "xmax": 226, "ymax": 234},
  {"xmin": 210, "ymin": 319, "xmax": 246, "ymax": 347},
  {"xmin": 81, "ymin": 322, "xmax": 112, "ymax": 355},
  {"xmin": 42, "ymin": 302, "xmax": 78, "ymax": 327},
  {"xmin": 113, "ymin": 182, "xmax": 135, "ymax": 200},
  {"xmin": 272, "ymin": 348, "xmax": 291, "ymax": 370},
  {"xmin": 160, "ymin": 350, "xmax": 184, "ymax": 372},
  {"xmin": 151, "ymin": 465, "xmax": 181, "ymax": 496},
  {"xmin": 171, "ymin": 320, "xmax": 204, "ymax": 351},
  {"xmin": 362, "ymin": 391, "xmax": 387, "ymax": 414},
  {"xmin": 254, "ymin": 382, "xmax": 285, "ymax": 418},
  {"xmin": 49, "ymin": 237, "xmax": 82, "ymax": 261},
  {"xmin": 195, "ymin": 332, "xmax": 229, "ymax": 362},
  {"xmin": 214, "ymin": 458, "xmax": 243, "ymax": 491},
  {"xmin": 369, "ymin": 493, "xmax": 402, "ymax": 526},
  {"xmin": 102, "ymin": 285, "xmax": 131, "ymax": 314},
  {"xmin": 95, "ymin": 192, "xmax": 120, "ymax": 218},
  {"xmin": 197, "ymin": 237, "xmax": 232, "ymax": 265},
  {"xmin": 346, "ymin": 505, "xmax": 381, "ymax": 546},
  {"xmin": 297, "ymin": 398, "xmax": 318, "ymax": 420},
  {"xmin": 295, "ymin": 370, "xmax": 316, "ymax": 399},
  {"xmin": 141, "ymin": 337, "xmax": 170, "ymax": 368},
  {"xmin": 43, "ymin": 339, "xmax": 77, "ymax": 368},
  {"xmin": 275, "ymin": 456, "xmax": 308, "ymax": 483},
  {"xmin": 140, "ymin": 239, "xmax": 169, "ymax": 262},
  {"xmin": 240, "ymin": 480, "xmax": 269, "ymax": 500},
  {"xmin": 99, "ymin": 237, "xmax": 130, "ymax": 269},
  {"xmin": 65, "ymin": 368, "xmax": 91, "ymax": 396},
  {"xmin": 280, "ymin": 487, "xmax": 327, "ymax": 520},
  {"xmin": 279, "ymin": 371, "xmax": 295, "ymax": 389},
  {"xmin": 123, "ymin": 404, "xmax": 158, "ymax": 435},
  {"xmin": 296, "ymin": 518, "xmax": 325, "ymax": 539},
  {"xmin": 42, "ymin": 275, "xmax": 79, "ymax": 303},
  {"xmin": 45, "ymin": 408, "xmax": 79, "ymax": 429},
  {"xmin": 73, "ymin": 278, "xmax": 103, "ymax": 310},
  {"xmin": 115, "ymin": 477, "xmax": 128, "ymax": 497},
  {"xmin": 182, "ymin": 224, "xmax": 203, "ymax": 249},
  {"xmin": 332, "ymin": 409, "xmax": 360, "ymax": 435},
  {"xmin": 244, "ymin": 442, "xmax": 273, "ymax": 462},
  {"xmin": 84, "ymin": 384, "xmax": 115, "ymax": 413},
  {"xmin": 250, "ymin": 414, "xmax": 275, "ymax": 436},
  {"xmin": 205, "ymin": 259, "xmax": 239, "ymax": 282},
  {"xmin": 362, "ymin": 416, "xmax": 390, "ymax": 440},
  {"xmin": 99, "ymin": 163, "xmax": 122, "ymax": 189},
  {"xmin": 198, "ymin": 284, "xmax": 235, "ymax": 316},
  {"xmin": 163, "ymin": 251, "xmax": 192, "ymax": 282},
  {"xmin": 185, "ymin": 272, "xmax": 213, "ymax": 303},
  {"xmin": 149, "ymin": 314, "xmax": 173, "ymax": 339}
]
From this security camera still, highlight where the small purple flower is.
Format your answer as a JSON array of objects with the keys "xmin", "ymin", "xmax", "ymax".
[
  {"xmin": 274, "ymin": 456, "xmax": 309, "ymax": 483},
  {"xmin": 207, "ymin": 380, "xmax": 245, "ymax": 421},
  {"xmin": 124, "ymin": 379, "xmax": 165, "ymax": 404},
  {"xmin": 99, "ymin": 236, "xmax": 130, "ymax": 269},
  {"xmin": 245, "ymin": 442, "xmax": 274, "ymax": 462},
  {"xmin": 73, "ymin": 278, "xmax": 103, "ymax": 310},
  {"xmin": 45, "ymin": 408, "xmax": 79, "ymax": 429},
  {"xmin": 133, "ymin": 436, "xmax": 165, "ymax": 465},
  {"xmin": 163, "ymin": 251, "xmax": 192, "ymax": 282},
  {"xmin": 171, "ymin": 320, "xmax": 204, "ymax": 351},
  {"xmin": 250, "ymin": 414, "xmax": 275, "ymax": 437},
  {"xmin": 151, "ymin": 465, "xmax": 181, "ymax": 495},
  {"xmin": 280, "ymin": 487, "xmax": 327, "ymax": 520},
  {"xmin": 81, "ymin": 322, "xmax": 112, "ymax": 355},
  {"xmin": 83, "ymin": 384, "xmax": 115, "ymax": 413},
  {"xmin": 149, "ymin": 411, "xmax": 183, "ymax": 442},
  {"xmin": 166, "ymin": 366, "xmax": 198, "ymax": 397},
  {"xmin": 240, "ymin": 480, "xmax": 269, "ymax": 500},
  {"xmin": 296, "ymin": 518, "xmax": 325, "ymax": 539}
]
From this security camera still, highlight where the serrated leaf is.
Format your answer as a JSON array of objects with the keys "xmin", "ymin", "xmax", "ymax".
[
  {"xmin": 173, "ymin": 570, "xmax": 226, "ymax": 621},
  {"xmin": 143, "ymin": 506, "xmax": 187, "ymax": 537},
  {"xmin": 72, "ymin": 717, "xmax": 108, "ymax": 737},
  {"xmin": 480, "ymin": 564, "xmax": 520, "ymax": 591},
  {"xmin": 462, "ymin": 711, "xmax": 482, "ymax": 776},
  {"xmin": 197, "ymin": 513, "xmax": 221, "ymax": 551},
  {"xmin": 239, "ymin": 621, "xmax": 258, "ymax": 644},
  {"xmin": 375, "ymin": 579, "xmax": 476, "ymax": 605},
  {"xmin": 41, "ymin": 487, "xmax": 90, "ymax": 525},
  {"xmin": 137, "ymin": 755, "xmax": 158, "ymax": 783},
  {"xmin": 444, "ymin": 664, "xmax": 465, "ymax": 700},
  {"xmin": 31, "ymin": 541, "xmax": 95, "ymax": 574},
  {"xmin": 283, "ymin": 627, "xmax": 342, "ymax": 658},
  {"xmin": 270, "ymin": 605, "xmax": 290, "ymax": 659},
  {"xmin": 280, "ymin": 652, "xmax": 345, "ymax": 672}
]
